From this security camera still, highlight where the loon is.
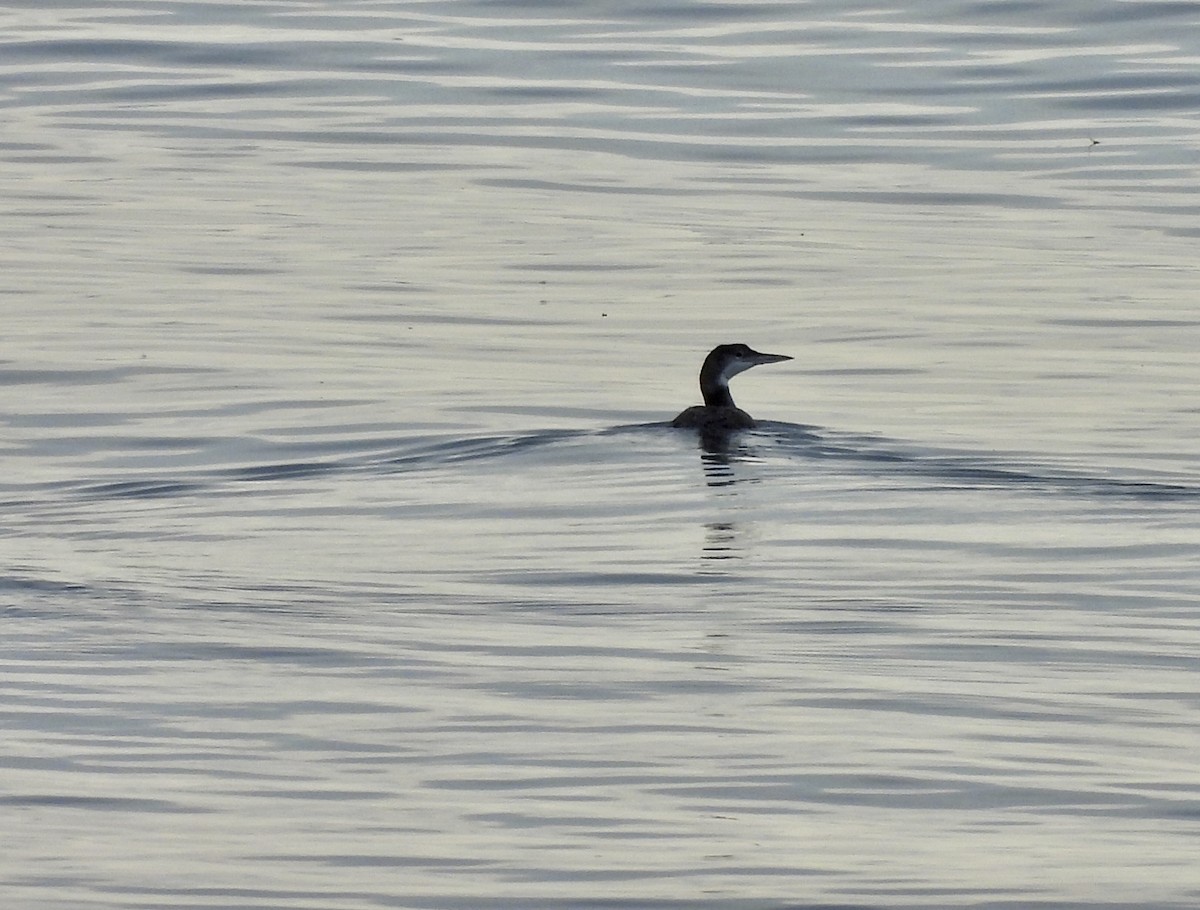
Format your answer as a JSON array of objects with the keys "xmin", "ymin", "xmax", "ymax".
[{"xmin": 671, "ymin": 343, "xmax": 793, "ymax": 434}]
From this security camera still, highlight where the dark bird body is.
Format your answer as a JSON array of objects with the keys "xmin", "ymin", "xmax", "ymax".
[{"xmin": 671, "ymin": 343, "xmax": 792, "ymax": 436}]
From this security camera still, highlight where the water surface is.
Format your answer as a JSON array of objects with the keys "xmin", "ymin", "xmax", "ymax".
[{"xmin": 2, "ymin": 2, "xmax": 1200, "ymax": 908}]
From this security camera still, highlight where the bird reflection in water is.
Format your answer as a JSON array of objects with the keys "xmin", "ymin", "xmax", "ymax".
[{"xmin": 702, "ymin": 521, "xmax": 742, "ymax": 563}]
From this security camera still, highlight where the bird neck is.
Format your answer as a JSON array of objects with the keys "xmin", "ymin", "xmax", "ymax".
[{"xmin": 700, "ymin": 372, "xmax": 736, "ymax": 409}]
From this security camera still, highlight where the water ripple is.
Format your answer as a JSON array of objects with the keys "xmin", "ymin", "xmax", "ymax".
[{"xmin": 15, "ymin": 424, "xmax": 1192, "ymax": 511}]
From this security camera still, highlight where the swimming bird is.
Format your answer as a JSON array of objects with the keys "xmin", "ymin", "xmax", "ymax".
[{"xmin": 671, "ymin": 343, "xmax": 792, "ymax": 435}]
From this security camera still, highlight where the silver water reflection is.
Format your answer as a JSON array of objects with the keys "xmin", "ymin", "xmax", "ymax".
[{"xmin": 3, "ymin": 1, "xmax": 1200, "ymax": 909}]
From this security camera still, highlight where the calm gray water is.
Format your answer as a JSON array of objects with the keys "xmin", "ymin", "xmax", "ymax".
[{"xmin": 3, "ymin": 2, "xmax": 1200, "ymax": 908}]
